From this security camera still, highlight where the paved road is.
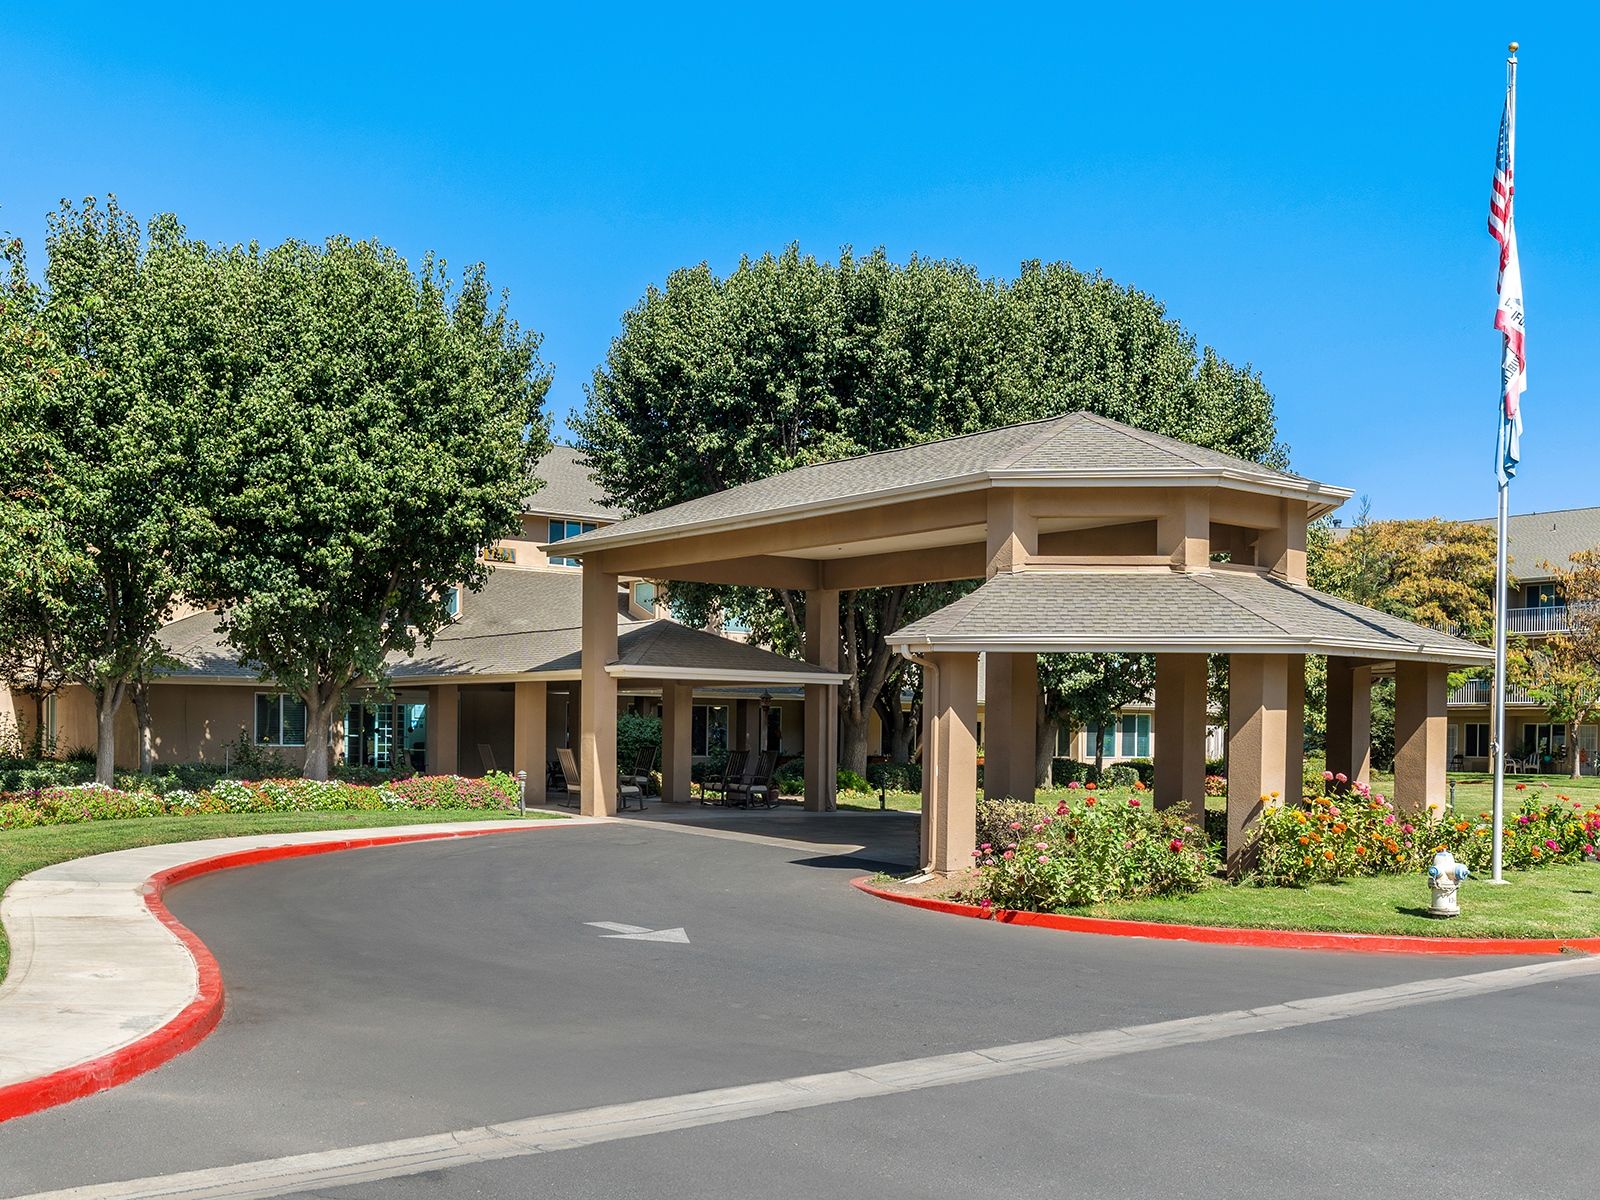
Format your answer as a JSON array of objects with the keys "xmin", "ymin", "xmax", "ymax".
[{"xmin": 1, "ymin": 814, "xmax": 1594, "ymax": 1198}]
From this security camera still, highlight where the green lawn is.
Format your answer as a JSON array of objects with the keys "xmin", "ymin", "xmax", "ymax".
[
  {"xmin": 1070, "ymin": 863, "xmax": 1600, "ymax": 938},
  {"xmin": 0, "ymin": 809, "xmax": 559, "ymax": 983}
]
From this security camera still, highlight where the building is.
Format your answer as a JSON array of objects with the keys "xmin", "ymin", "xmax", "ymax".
[{"xmin": 1448, "ymin": 506, "xmax": 1600, "ymax": 773}]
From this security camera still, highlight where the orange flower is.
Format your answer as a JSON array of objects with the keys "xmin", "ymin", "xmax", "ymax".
[
  {"xmin": 1298, "ymin": 835, "xmax": 1310, "ymax": 845},
  {"xmin": 1355, "ymin": 845, "xmax": 1367, "ymax": 855},
  {"xmin": 1332, "ymin": 823, "xmax": 1347, "ymax": 834},
  {"xmin": 1323, "ymin": 849, "xmax": 1335, "ymax": 861}
]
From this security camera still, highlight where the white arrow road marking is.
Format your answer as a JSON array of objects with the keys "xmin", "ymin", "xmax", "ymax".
[{"xmin": 585, "ymin": 921, "xmax": 691, "ymax": 943}]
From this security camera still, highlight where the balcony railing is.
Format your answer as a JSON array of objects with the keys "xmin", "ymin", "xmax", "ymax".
[
  {"xmin": 1505, "ymin": 605, "xmax": 1568, "ymax": 634},
  {"xmin": 1448, "ymin": 679, "xmax": 1539, "ymax": 707}
]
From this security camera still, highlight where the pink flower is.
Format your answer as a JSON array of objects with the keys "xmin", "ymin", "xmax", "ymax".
[
  {"xmin": 1128, "ymin": 798, "xmax": 1141, "ymax": 807},
  {"xmin": 1038, "ymin": 854, "xmax": 1050, "ymax": 863},
  {"xmin": 1322, "ymin": 770, "xmax": 1334, "ymax": 781},
  {"xmin": 1401, "ymin": 824, "xmax": 1414, "ymax": 834},
  {"xmin": 1545, "ymin": 839, "xmax": 1560, "ymax": 851},
  {"xmin": 1009, "ymin": 822, "xmax": 1023, "ymax": 830},
  {"xmin": 1383, "ymin": 814, "xmax": 1395, "ymax": 826},
  {"xmin": 1518, "ymin": 814, "xmax": 1531, "ymax": 826},
  {"xmin": 1056, "ymin": 802, "xmax": 1069, "ymax": 816},
  {"xmin": 980, "ymin": 843, "xmax": 992, "ymax": 852},
  {"xmin": 977, "ymin": 897, "xmax": 992, "ymax": 909},
  {"xmin": 971, "ymin": 849, "xmax": 982, "ymax": 858},
  {"xmin": 1335, "ymin": 772, "xmax": 1348, "ymax": 784},
  {"xmin": 1002, "ymin": 850, "xmax": 1014, "ymax": 860},
  {"xmin": 1169, "ymin": 839, "xmax": 1184, "ymax": 852},
  {"xmin": 1034, "ymin": 841, "xmax": 1048, "ymax": 850},
  {"xmin": 1586, "ymin": 844, "xmax": 1595, "ymax": 855}
]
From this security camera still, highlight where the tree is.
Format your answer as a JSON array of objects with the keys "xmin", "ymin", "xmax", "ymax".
[
  {"xmin": 1035, "ymin": 654, "xmax": 1157, "ymax": 785},
  {"xmin": 196, "ymin": 237, "xmax": 550, "ymax": 779},
  {"xmin": 1510, "ymin": 549, "xmax": 1600, "ymax": 779},
  {"xmin": 576, "ymin": 246, "xmax": 1285, "ymax": 774},
  {"xmin": 0, "ymin": 200, "xmax": 222, "ymax": 783}
]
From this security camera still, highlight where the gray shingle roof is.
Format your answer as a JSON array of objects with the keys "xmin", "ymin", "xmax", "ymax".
[
  {"xmin": 159, "ymin": 568, "xmax": 835, "ymax": 684},
  {"xmin": 550, "ymin": 412, "xmax": 1349, "ymax": 553},
  {"xmin": 1463, "ymin": 507, "xmax": 1600, "ymax": 582},
  {"xmin": 523, "ymin": 445, "xmax": 622, "ymax": 521},
  {"xmin": 888, "ymin": 568, "xmax": 1492, "ymax": 664}
]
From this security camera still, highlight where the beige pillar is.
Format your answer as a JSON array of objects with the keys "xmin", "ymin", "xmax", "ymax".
[
  {"xmin": 1157, "ymin": 490, "xmax": 1212, "ymax": 572},
  {"xmin": 427, "ymin": 684, "xmax": 459, "ymax": 775},
  {"xmin": 983, "ymin": 652, "xmax": 1037, "ymax": 802},
  {"xmin": 1285, "ymin": 654, "xmax": 1305, "ymax": 806},
  {"xmin": 1226, "ymin": 654, "xmax": 1291, "ymax": 874},
  {"xmin": 579, "ymin": 563, "xmax": 619, "ymax": 816},
  {"xmin": 1154, "ymin": 653, "xmax": 1208, "ymax": 824},
  {"xmin": 660, "ymin": 681, "xmax": 693, "ymax": 804},
  {"xmin": 985, "ymin": 489, "xmax": 1039, "ymax": 577},
  {"xmin": 1393, "ymin": 661, "xmax": 1449, "ymax": 815},
  {"xmin": 922, "ymin": 652, "xmax": 980, "ymax": 875},
  {"xmin": 1325, "ymin": 658, "xmax": 1373, "ymax": 788},
  {"xmin": 513, "ymin": 681, "xmax": 547, "ymax": 806},
  {"xmin": 1255, "ymin": 499, "xmax": 1308, "ymax": 583},
  {"xmin": 804, "ymin": 588, "xmax": 840, "ymax": 811}
]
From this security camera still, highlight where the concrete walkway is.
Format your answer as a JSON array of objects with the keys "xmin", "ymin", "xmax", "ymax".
[{"xmin": 0, "ymin": 817, "xmax": 598, "ymax": 1117}]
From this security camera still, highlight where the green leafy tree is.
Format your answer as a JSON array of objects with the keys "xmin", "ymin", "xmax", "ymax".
[
  {"xmin": 1510, "ymin": 549, "xmax": 1600, "ymax": 779},
  {"xmin": 576, "ymin": 246, "xmax": 1285, "ymax": 774},
  {"xmin": 0, "ymin": 200, "xmax": 223, "ymax": 783},
  {"xmin": 1035, "ymin": 654, "xmax": 1157, "ymax": 784},
  {"xmin": 195, "ymin": 237, "xmax": 550, "ymax": 779}
]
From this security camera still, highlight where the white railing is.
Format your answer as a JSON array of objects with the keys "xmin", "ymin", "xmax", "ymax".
[
  {"xmin": 1505, "ymin": 605, "xmax": 1567, "ymax": 634},
  {"xmin": 1448, "ymin": 679, "xmax": 1538, "ymax": 707}
]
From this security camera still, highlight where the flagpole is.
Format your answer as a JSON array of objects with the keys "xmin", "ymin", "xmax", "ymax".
[{"xmin": 1489, "ymin": 41, "xmax": 1518, "ymax": 886}]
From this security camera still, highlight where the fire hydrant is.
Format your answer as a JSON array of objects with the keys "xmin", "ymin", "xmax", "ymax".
[{"xmin": 1427, "ymin": 850, "xmax": 1470, "ymax": 917}]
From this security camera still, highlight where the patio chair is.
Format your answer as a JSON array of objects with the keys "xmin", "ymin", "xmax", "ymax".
[
  {"xmin": 624, "ymin": 746, "xmax": 658, "ymax": 796},
  {"xmin": 701, "ymin": 750, "xmax": 748, "ymax": 807},
  {"xmin": 556, "ymin": 747, "xmax": 644, "ymax": 811},
  {"xmin": 728, "ymin": 750, "xmax": 779, "ymax": 809}
]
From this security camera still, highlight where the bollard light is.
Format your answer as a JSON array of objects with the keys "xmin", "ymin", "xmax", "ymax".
[
  {"xmin": 516, "ymin": 769, "xmax": 527, "ymax": 816},
  {"xmin": 1427, "ymin": 849, "xmax": 1470, "ymax": 917}
]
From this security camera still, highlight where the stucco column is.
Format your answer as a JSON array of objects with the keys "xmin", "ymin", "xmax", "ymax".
[
  {"xmin": 923, "ymin": 652, "xmax": 979, "ymax": 875},
  {"xmin": 1226, "ymin": 654, "xmax": 1290, "ymax": 875},
  {"xmin": 1325, "ymin": 658, "xmax": 1374, "ymax": 788},
  {"xmin": 660, "ymin": 681, "xmax": 693, "ymax": 804},
  {"xmin": 1393, "ymin": 661, "xmax": 1449, "ymax": 815},
  {"xmin": 1157, "ymin": 490, "xmax": 1211, "ymax": 572},
  {"xmin": 1255, "ymin": 499, "xmax": 1309, "ymax": 582},
  {"xmin": 1154, "ymin": 653, "xmax": 1207, "ymax": 824},
  {"xmin": 804, "ymin": 588, "xmax": 840, "ymax": 811},
  {"xmin": 513, "ymin": 681, "xmax": 547, "ymax": 806},
  {"xmin": 427, "ymin": 684, "xmax": 459, "ymax": 776},
  {"xmin": 983, "ymin": 652, "xmax": 1037, "ymax": 802},
  {"xmin": 579, "ymin": 562, "xmax": 619, "ymax": 816},
  {"xmin": 1285, "ymin": 654, "xmax": 1306, "ymax": 806}
]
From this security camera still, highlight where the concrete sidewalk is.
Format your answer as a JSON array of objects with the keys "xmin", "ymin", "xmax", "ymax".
[{"xmin": 0, "ymin": 817, "xmax": 597, "ymax": 1117}]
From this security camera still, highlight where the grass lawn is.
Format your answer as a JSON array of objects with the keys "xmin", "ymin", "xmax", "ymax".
[
  {"xmin": 1071, "ymin": 863, "xmax": 1600, "ymax": 938},
  {"xmin": 836, "ymin": 790, "xmax": 923, "ymax": 813},
  {"xmin": 0, "ymin": 809, "xmax": 560, "ymax": 983}
]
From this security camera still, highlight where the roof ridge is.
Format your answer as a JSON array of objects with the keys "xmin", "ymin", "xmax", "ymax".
[
  {"xmin": 1081, "ymin": 413, "xmax": 1277, "ymax": 475},
  {"xmin": 1189, "ymin": 571, "xmax": 1302, "ymax": 638},
  {"xmin": 993, "ymin": 412, "xmax": 1081, "ymax": 469}
]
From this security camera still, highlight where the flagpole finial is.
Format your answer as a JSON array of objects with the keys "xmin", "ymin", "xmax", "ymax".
[{"xmin": 1508, "ymin": 41, "xmax": 1519, "ymax": 55}]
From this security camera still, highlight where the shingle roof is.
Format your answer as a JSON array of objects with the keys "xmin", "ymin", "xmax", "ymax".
[
  {"xmin": 159, "ymin": 568, "xmax": 836, "ymax": 684},
  {"xmin": 888, "ymin": 568, "xmax": 1492, "ymax": 664},
  {"xmin": 550, "ymin": 412, "xmax": 1350, "ymax": 553},
  {"xmin": 522, "ymin": 445, "xmax": 622, "ymax": 521},
  {"xmin": 1463, "ymin": 507, "xmax": 1600, "ymax": 582}
]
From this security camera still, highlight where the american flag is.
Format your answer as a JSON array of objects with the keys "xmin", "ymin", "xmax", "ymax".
[{"xmin": 1490, "ymin": 72, "xmax": 1524, "ymax": 486}]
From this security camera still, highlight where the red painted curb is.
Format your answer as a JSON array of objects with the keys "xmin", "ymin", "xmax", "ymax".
[
  {"xmin": 0, "ymin": 823, "xmax": 553, "ymax": 1124},
  {"xmin": 850, "ymin": 878, "xmax": 1600, "ymax": 956}
]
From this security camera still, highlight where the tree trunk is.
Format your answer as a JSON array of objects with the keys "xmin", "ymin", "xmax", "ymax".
[
  {"xmin": 93, "ymin": 681, "xmax": 127, "ymax": 787},
  {"xmin": 1035, "ymin": 700, "xmax": 1058, "ymax": 789},
  {"xmin": 839, "ymin": 710, "xmax": 872, "ymax": 778},
  {"xmin": 29, "ymin": 691, "xmax": 47, "ymax": 759},
  {"xmin": 302, "ymin": 691, "xmax": 337, "ymax": 781},
  {"xmin": 133, "ymin": 680, "xmax": 154, "ymax": 775}
]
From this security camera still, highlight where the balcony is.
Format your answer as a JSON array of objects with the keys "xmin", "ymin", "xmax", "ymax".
[
  {"xmin": 1448, "ymin": 679, "xmax": 1539, "ymax": 707},
  {"xmin": 1505, "ymin": 605, "xmax": 1568, "ymax": 634}
]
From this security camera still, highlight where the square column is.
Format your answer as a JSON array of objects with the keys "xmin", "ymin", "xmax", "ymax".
[
  {"xmin": 513, "ymin": 681, "xmax": 547, "ymax": 806},
  {"xmin": 922, "ymin": 652, "xmax": 980, "ymax": 875},
  {"xmin": 426, "ymin": 684, "xmax": 459, "ymax": 776},
  {"xmin": 661, "ymin": 681, "xmax": 693, "ymax": 804},
  {"xmin": 1285, "ymin": 654, "xmax": 1305, "ymax": 805},
  {"xmin": 983, "ymin": 652, "xmax": 1038, "ymax": 803},
  {"xmin": 1325, "ymin": 658, "xmax": 1373, "ymax": 788},
  {"xmin": 1154, "ymin": 653, "xmax": 1207, "ymax": 824},
  {"xmin": 804, "ymin": 588, "xmax": 840, "ymax": 811},
  {"xmin": 1157, "ymin": 490, "xmax": 1211, "ymax": 572},
  {"xmin": 1393, "ymin": 661, "xmax": 1449, "ymax": 815},
  {"xmin": 579, "ymin": 562, "xmax": 619, "ymax": 816},
  {"xmin": 1226, "ymin": 654, "xmax": 1291, "ymax": 874}
]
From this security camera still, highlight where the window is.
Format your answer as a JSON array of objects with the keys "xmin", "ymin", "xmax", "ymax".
[
  {"xmin": 547, "ymin": 519, "xmax": 599, "ymax": 566},
  {"xmin": 483, "ymin": 545, "xmax": 517, "ymax": 564},
  {"xmin": 1528, "ymin": 583, "xmax": 1561, "ymax": 609},
  {"xmin": 1465, "ymin": 723, "xmax": 1490, "ymax": 757},
  {"xmin": 344, "ymin": 700, "xmax": 419, "ymax": 769},
  {"xmin": 443, "ymin": 587, "xmax": 460, "ymax": 619},
  {"xmin": 43, "ymin": 693, "xmax": 57, "ymax": 744},
  {"xmin": 255, "ymin": 693, "xmax": 307, "ymax": 746},
  {"xmin": 1089, "ymin": 721, "xmax": 1115, "ymax": 758},
  {"xmin": 764, "ymin": 706, "xmax": 782, "ymax": 753},
  {"xmin": 1523, "ymin": 722, "xmax": 1566, "ymax": 760},
  {"xmin": 631, "ymin": 581, "xmax": 658, "ymax": 613},
  {"xmin": 1118, "ymin": 714, "xmax": 1151, "ymax": 758},
  {"xmin": 691, "ymin": 704, "xmax": 729, "ymax": 756}
]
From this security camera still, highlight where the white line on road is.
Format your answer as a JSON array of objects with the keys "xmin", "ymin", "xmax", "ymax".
[
  {"xmin": 585, "ymin": 921, "xmax": 691, "ymax": 942},
  {"xmin": 12, "ymin": 954, "xmax": 1599, "ymax": 1200}
]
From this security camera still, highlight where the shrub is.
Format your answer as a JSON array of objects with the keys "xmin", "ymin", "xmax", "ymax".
[
  {"xmin": 972, "ymin": 795, "xmax": 1216, "ymax": 910},
  {"xmin": 1301, "ymin": 753, "xmax": 1327, "ymax": 800},
  {"xmin": 1204, "ymin": 775, "xmax": 1227, "ymax": 797},
  {"xmin": 220, "ymin": 732, "xmax": 295, "ymax": 780},
  {"xmin": 868, "ymin": 761, "xmax": 921, "ymax": 792},
  {"xmin": 1205, "ymin": 757, "xmax": 1226, "ymax": 776},
  {"xmin": 1051, "ymin": 758, "xmax": 1096, "ymax": 786},
  {"xmin": 773, "ymin": 756, "xmax": 804, "ymax": 794},
  {"xmin": 617, "ymin": 712, "xmax": 662, "ymax": 772},
  {"xmin": 837, "ymin": 768, "xmax": 872, "ymax": 795},
  {"xmin": 1120, "ymin": 758, "xmax": 1155, "ymax": 786},
  {"xmin": 1102, "ymin": 763, "xmax": 1139, "ymax": 789}
]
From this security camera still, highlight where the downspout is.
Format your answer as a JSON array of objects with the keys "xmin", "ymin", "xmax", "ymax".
[{"xmin": 897, "ymin": 644, "xmax": 938, "ymax": 875}]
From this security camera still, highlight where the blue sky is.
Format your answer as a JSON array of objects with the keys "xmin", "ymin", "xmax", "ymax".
[{"xmin": 3, "ymin": 3, "xmax": 1595, "ymax": 521}]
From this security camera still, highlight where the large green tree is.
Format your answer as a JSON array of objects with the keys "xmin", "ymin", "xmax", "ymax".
[
  {"xmin": 0, "ymin": 200, "xmax": 224, "ymax": 783},
  {"xmin": 576, "ymin": 246, "xmax": 1285, "ymax": 774},
  {"xmin": 195, "ymin": 238, "xmax": 550, "ymax": 779},
  {"xmin": 1035, "ymin": 653, "xmax": 1157, "ymax": 784}
]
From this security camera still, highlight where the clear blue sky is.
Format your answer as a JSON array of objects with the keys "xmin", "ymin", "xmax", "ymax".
[{"xmin": 4, "ymin": 3, "xmax": 1595, "ymax": 521}]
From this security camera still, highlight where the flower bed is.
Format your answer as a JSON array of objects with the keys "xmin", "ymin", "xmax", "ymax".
[
  {"xmin": 972, "ymin": 792, "xmax": 1217, "ymax": 910},
  {"xmin": 0, "ymin": 772, "xmax": 521, "ymax": 831},
  {"xmin": 1251, "ymin": 775, "xmax": 1600, "ymax": 887}
]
